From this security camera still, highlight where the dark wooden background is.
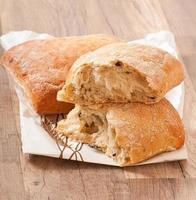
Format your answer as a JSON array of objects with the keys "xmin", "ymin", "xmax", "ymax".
[{"xmin": 0, "ymin": 0, "xmax": 196, "ymax": 199}]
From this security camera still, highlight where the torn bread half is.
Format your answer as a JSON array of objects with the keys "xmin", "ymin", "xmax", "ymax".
[
  {"xmin": 57, "ymin": 43, "xmax": 184, "ymax": 105},
  {"xmin": 56, "ymin": 99, "xmax": 185, "ymax": 166}
]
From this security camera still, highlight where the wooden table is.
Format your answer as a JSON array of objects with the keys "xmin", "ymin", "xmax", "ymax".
[{"xmin": 0, "ymin": 0, "xmax": 196, "ymax": 199}]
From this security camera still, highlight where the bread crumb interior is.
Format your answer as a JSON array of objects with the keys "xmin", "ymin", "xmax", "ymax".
[
  {"xmin": 73, "ymin": 62, "xmax": 158, "ymax": 104},
  {"xmin": 59, "ymin": 105, "xmax": 131, "ymax": 165}
]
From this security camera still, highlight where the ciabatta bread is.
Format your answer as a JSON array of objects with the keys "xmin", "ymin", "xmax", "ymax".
[
  {"xmin": 57, "ymin": 99, "xmax": 185, "ymax": 166},
  {"xmin": 57, "ymin": 43, "xmax": 184, "ymax": 105},
  {"xmin": 1, "ymin": 34, "xmax": 121, "ymax": 114}
]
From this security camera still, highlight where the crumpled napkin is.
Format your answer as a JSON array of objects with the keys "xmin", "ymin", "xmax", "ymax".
[{"xmin": 0, "ymin": 30, "xmax": 187, "ymax": 166}]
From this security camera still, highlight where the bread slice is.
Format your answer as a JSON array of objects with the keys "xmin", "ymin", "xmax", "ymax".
[
  {"xmin": 1, "ymin": 34, "xmax": 121, "ymax": 114},
  {"xmin": 57, "ymin": 43, "xmax": 184, "ymax": 105},
  {"xmin": 57, "ymin": 99, "xmax": 185, "ymax": 166}
]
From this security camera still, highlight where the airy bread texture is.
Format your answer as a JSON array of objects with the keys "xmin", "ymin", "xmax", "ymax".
[
  {"xmin": 57, "ymin": 43, "xmax": 184, "ymax": 105},
  {"xmin": 57, "ymin": 99, "xmax": 185, "ymax": 166},
  {"xmin": 1, "ymin": 34, "xmax": 121, "ymax": 114}
]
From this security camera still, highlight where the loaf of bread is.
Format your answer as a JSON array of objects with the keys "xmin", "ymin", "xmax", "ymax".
[
  {"xmin": 57, "ymin": 43, "xmax": 184, "ymax": 105},
  {"xmin": 1, "ymin": 34, "xmax": 121, "ymax": 114},
  {"xmin": 57, "ymin": 99, "xmax": 185, "ymax": 166}
]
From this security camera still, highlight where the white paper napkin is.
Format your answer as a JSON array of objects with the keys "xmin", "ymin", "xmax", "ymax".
[{"xmin": 0, "ymin": 31, "xmax": 187, "ymax": 166}]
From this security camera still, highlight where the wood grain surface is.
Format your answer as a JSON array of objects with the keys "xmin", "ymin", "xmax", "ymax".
[{"xmin": 0, "ymin": 0, "xmax": 196, "ymax": 199}]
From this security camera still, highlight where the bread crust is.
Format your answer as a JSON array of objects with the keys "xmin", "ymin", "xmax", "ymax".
[
  {"xmin": 107, "ymin": 99, "xmax": 184, "ymax": 165},
  {"xmin": 1, "ymin": 34, "xmax": 121, "ymax": 114},
  {"xmin": 58, "ymin": 43, "xmax": 184, "ymax": 105},
  {"xmin": 57, "ymin": 99, "xmax": 185, "ymax": 165}
]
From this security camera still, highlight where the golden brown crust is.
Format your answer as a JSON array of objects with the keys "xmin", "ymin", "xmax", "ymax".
[
  {"xmin": 1, "ymin": 34, "xmax": 121, "ymax": 114},
  {"xmin": 107, "ymin": 99, "xmax": 184, "ymax": 165},
  {"xmin": 58, "ymin": 43, "xmax": 184, "ymax": 105},
  {"xmin": 57, "ymin": 99, "xmax": 185, "ymax": 165}
]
